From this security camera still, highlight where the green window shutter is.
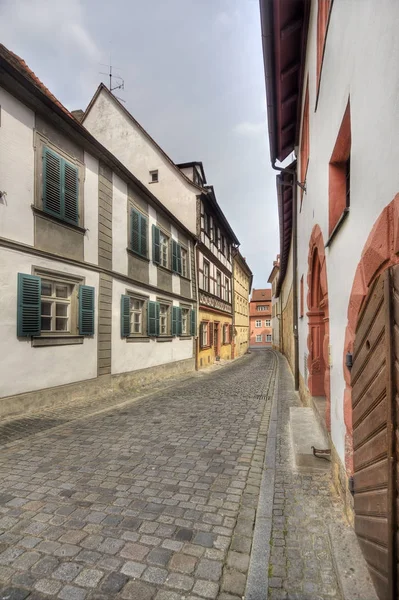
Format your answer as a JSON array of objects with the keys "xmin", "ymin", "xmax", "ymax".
[
  {"xmin": 121, "ymin": 294, "xmax": 130, "ymax": 337},
  {"xmin": 190, "ymin": 309, "xmax": 196, "ymax": 337},
  {"xmin": 148, "ymin": 300, "xmax": 160, "ymax": 336},
  {"xmin": 17, "ymin": 273, "xmax": 41, "ymax": 337},
  {"xmin": 131, "ymin": 208, "xmax": 140, "ymax": 254},
  {"xmin": 199, "ymin": 322, "xmax": 204, "ymax": 349},
  {"xmin": 43, "ymin": 147, "xmax": 62, "ymax": 218},
  {"xmin": 172, "ymin": 306, "xmax": 178, "ymax": 336},
  {"xmin": 152, "ymin": 225, "xmax": 160, "ymax": 264},
  {"xmin": 177, "ymin": 307, "xmax": 182, "ymax": 336},
  {"xmin": 79, "ymin": 285, "xmax": 95, "ymax": 336},
  {"xmin": 140, "ymin": 214, "xmax": 148, "ymax": 257},
  {"xmin": 172, "ymin": 240, "xmax": 178, "ymax": 273},
  {"xmin": 63, "ymin": 160, "xmax": 79, "ymax": 224},
  {"xmin": 176, "ymin": 244, "xmax": 182, "ymax": 274}
]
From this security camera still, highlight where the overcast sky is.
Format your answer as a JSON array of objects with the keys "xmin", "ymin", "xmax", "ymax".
[{"xmin": 1, "ymin": 0, "xmax": 279, "ymax": 289}]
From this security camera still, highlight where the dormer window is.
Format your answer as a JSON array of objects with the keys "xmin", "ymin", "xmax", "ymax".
[{"xmin": 150, "ymin": 170, "xmax": 159, "ymax": 183}]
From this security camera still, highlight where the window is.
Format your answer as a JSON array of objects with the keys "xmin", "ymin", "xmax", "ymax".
[
  {"xmin": 181, "ymin": 248, "xmax": 188, "ymax": 278},
  {"xmin": 159, "ymin": 303, "xmax": 170, "ymax": 335},
  {"xmin": 17, "ymin": 272, "xmax": 94, "ymax": 339},
  {"xmin": 265, "ymin": 319, "xmax": 271, "ymax": 327},
  {"xmin": 266, "ymin": 334, "xmax": 272, "ymax": 342},
  {"xmin": 130, "ymin": 208, "xmax": 147, "ymax": 258},
  {"xmin": 204, "ymin": 213, "xmax": 211, "ymax": 236},
  {"xmin": 257, "ymin": 306, "xmax": 266, "ymax": 311},
  {"xmin": 41, "ymin": 280, "xmax": 72, "ymax": 333},
  {"xmin": 201, "ymin": 322, "xmax": 208, "ymax": 348},
  {"xmin": 255, "ymin": 320, "xmax": 261, "ymax": 328},
  {"xmin": 42, "ymin": 147, "xmax": 79, "ymax": 225},
  {"xmin": 216, "ymin": 271, "xmax": 221, "ymax": 297},
  {"xmin": 203, "ymin": 261, "xmax": 210, "ymax": 292},
  {"xmin": 256, "ymin": 335, "xmax": 262, "ymax": 343},
  {"xmin": 317, "ymin": 0, "xmax": 331, "ymax": 89},
  {"xmin": 181, "ymin": 308, "xmax": 190, "ymax": 335},
  {"xmin": 150, "ymin": 170, "xmax": 158, "ymax": 183},
  {"xmin": 160, "ymin": 232, "xmax": 169, "ymax": 268},
  {"xmin": 328, "ymin": 101, "xmax": 351, "ymax": 237},
  {"xmin": 225, "ymin": 278, "xmax": 230, "ymax": 302},
  {"xmin": 217, "ymin": 229, "xmax": 221, "ymax": 250},
  {"xmin": 221, "ymin": 235, "xmax": 226, "ymax": 255},
  {"xmin": 130, "ymin": 297, "xmax": 145, "ymax": 335}
]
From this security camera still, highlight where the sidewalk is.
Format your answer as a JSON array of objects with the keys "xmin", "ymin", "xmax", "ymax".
[{"xmin": 247, "ymin": 351, "xmax": 376, "ymax": 600}]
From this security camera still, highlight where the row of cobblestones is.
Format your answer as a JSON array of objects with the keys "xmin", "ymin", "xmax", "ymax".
[
  {"xmin": 267, "ymin": 354, "xmax": 344, "ymax": 600},
  {"xmin": 0, "ymin": 351, "xmax": 275, "ymax": 599}
]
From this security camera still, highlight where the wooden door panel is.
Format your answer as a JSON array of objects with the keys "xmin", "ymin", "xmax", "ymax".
[
  {"xmin": 353, "ymin": 395, "xmax": 387, "ymax": 449},
  {"xmin": 354, "ymin": 458, "xmax": 388, "ymax": 492},
  {"xmin": 353, "ymin": 276, "xmax": 384, "ymax": 358},
  {"xmin": 353, "ymin": 367, "xmax": 386, "ymax": 425},
  {"xmin": 357, "ymin": 537, "xmax": 388, "ymax": 576},
  {"xmin": 354, "ymin": 427, "xmax": 387, "ymax": 471},
  {"xmin": 354, "ymin": 489, "xmax": 388, "ymax": 516},
  {"xmin": 351, "ymin": 303, "xmax": 385, "ymax": 383},
  {"xmin": 352, "ymin": 352, "xmax": 385, "ymax": 408},
  {"xmin": 355, "ymin": 515, "xmax": 388, "ymax": 546}
]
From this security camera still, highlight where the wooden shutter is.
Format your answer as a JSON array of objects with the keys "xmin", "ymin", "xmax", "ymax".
[
  {"xmin": 172, "ymin": 306, "xmax": 179, "ymax": 336},
  {"xmin": 43, "ymin": 147, "xmax": 62, "ymax": 218},
  {"xmin": 79, "ymin": 285, "xmax": 95, "ymax": 336},
  {"xmin": 63, "ymin": 161, "xmax": 79, "ymax": 224},
  {"xmin": 176, "ymin": 244, "xmax": 182, "ymax": 274},
  {"xmin": 17, "ymin": 273, "xmax": 41, "ymax": 337},
  {"xmin": 190, "ymin": 309, "xmax": 196, "ymax": 337},
  {"xmin": 209, "ymin": 323, "xmax": 214, "ymax": 347},
  {"xmin": 140, "ymin": 214, "xmax": 147, "ymax": 257},
  {"xmin": 172, "ymin": 240, "xmax": 178, "ymax": 272},
  {"xmin": 199, "ymin": 322, "xmax": 204, "ymax": 348},
  {"xmin": 121, "ymin": 294, "xmax": 130, "ymax": 337},
  {"xmin": 131, "ymin": 209, "xmax": 140, "ymax": 254},
  {"xmin": 148, "ymin": 301, "xmax": 160, "ymax": 336},
  {"xmin": 177, "ymin": 308, "xmax": 182, "ymax": 336},
  {"xmin": 152, "ymin": 225, "xmax": 160, "ymax": 264}
]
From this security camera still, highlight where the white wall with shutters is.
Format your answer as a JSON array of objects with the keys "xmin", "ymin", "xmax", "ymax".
[
  {"xmin": 0, "ymin": 248, "xmax": 98, "ymax": 398},
  {"xmin": 171, "ymin": 224, "xmax": 180, "ymax": 296},
  {"xmin": 0, "ymin": 87, "xmax": 35, "ymax": 246},
  {"xmin": 148, "ymin": 205, "xmax": 158, "ymax": 287},
  {"xmin": 83, "ymin": 89, "xmax": 198, "ymax": 235},
  {"xmin": 111, "ymin": 279, "xmax": 193, "ymax": 375},
  {"xmin": 83, "ymin": 152, "xmax": 99, "ymax": 265},
  {"xmin": 112, "ymin": 174, "xmax": 128, "ymax": 276}
]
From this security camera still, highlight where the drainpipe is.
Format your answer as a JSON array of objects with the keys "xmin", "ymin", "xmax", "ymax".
[
  {"xmin": 194, "ymin": 240, "xmax": 200, "ymax": 371},
  {"xmin": 271, "ymin": 160, "xmax": 300, "ymax": 391}
]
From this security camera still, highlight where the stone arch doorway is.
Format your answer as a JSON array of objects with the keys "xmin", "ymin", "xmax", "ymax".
[{"xmin": 307, "ymin": 225, "xmax": 331, "ymax": 430}]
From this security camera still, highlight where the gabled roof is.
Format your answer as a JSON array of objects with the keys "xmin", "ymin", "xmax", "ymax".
[
  {"xmin": 0, "ymin": 44, "xmax": 196, "ymax": 242},
  {"xmin": 251, "ymin": 288, "xmax": 271, "ymax": 302},
  {"xmin": 176, "ymin": 161, "xmax": 207, "ymax": 185},
  {"xmin": 83, "ymin": 84, "xmax": 205, "ymax": 193},
  {"xmin": 204, "ymin": 185, "xmax": 239, "ymax": 245}
]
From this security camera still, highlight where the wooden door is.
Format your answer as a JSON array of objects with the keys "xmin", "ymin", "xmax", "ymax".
[{"xmin": 352, "ymin": 267, "xmax": 398, "ymax": 599}]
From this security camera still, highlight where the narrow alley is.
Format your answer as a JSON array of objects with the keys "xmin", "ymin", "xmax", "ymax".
[{"xmin": 0, "ymin": 352, "xmax": 349, "ymax": 600}]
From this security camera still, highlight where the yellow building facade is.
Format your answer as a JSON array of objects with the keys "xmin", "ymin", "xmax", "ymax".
[{"xmin": 232, "ymin": 250, "xmax": 253, "ymax": 358}]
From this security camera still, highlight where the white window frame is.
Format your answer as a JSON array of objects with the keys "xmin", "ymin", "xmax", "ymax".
[
  {"xmin": 216, "ymin": 271, "xmax": 221, "ymax": 297},
  {"xmin": 266, "ymin": 334, "xmax": 272, "ymax": 342},
  {"xmin": 256, "ymin": 334, "xmax": 262, "ymax": 343},
  {"xmin": 202, "ymin": 322, "xmax": 208, "ymax": 347},
  {"xmin": 181, "ymin": 307, "xmax": 190, "ymax": 335},
  {"xmin": 265, "ymin": 319, "xmax": 271, "ymax": 327},
  {"xmin": 225, "ymin": 278, "xmax": 230, "ymax": 302},
  {"xmin": 181, "ymin": 247, "xmax": 188, "ymax": 278},
  {"xmin": 40, "ymin": 279, "xmax": 73, "ymax": 334},
  {"xmin": 150, "ymin": 169, "xmax": 158, "ymax": 183},
  {"xmin": 130, "ymin": 296, "xmax": 146, "ymax": 336},
  {"xmin": 255, "ymin": 320, "xmax": 261, "ymax": 328},
  {"xmin": 159, "ymin": 231, "xmax": 169, "ymax": 268},
  {"xmin": 203, "ymin": 261, "xmax": 210, "ymax": 292},
  {"xmin": 159, "ymin": 303, "xmax": 170, "ymax": 336}
]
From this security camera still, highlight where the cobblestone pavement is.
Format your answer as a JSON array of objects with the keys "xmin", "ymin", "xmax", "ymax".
[
  {"xmin": 0, "ymin": 351, "xmax": 276, "ymax": 600},
  {"xmin": 267, "ymin": 354, "xmax": 344, "ymax": 600}
]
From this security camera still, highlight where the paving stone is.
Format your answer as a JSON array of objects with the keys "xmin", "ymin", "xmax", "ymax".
[
  {"xmin": 0, "ymin": 589, "xmax": 30, "ymax": 600},
  {"xmin": 192, "ymin": 532, "xmax": 215, "ymax": 548},
  {"xmin": 119, "ymin": 542, "xmax": 150, "ymax": 561},
  {"xmin": 230, "ymin": 535, "xmax": 251, "ymax": 554},
  {"xmin": 165, "ymin": 572, "xmax": 194, "ymax": 591},
  {"xmin": 175, "ymin": 528, "xmax": 194, "ymax": 542},
  {"xmin": 192, "ymin": 579, "xmax": 219, "ymax": 599},
  {"xmin": 74, "ymin": 568, "xmax": 103, "ymax": 588},
  {"xmin": 31, "ymin": 556, "xmax": 60, "ymax": 576},
  {"xmin": 97, "ymin": 537, "xmax": 125, "ymax": 555},
  {"xmin": 100, "ymin": 572, "xmax": 128, "ymax": 594},
  {"xmin": 19, "ymin": 536, "xmax": 41, "ymax": 549},
  {"xmin": 11, "ymin": 572, "xmax": 37, "ymax": 588},
  {"xmin": 147, "ymin": 547, "xmax": 173, "ymax": 567},
  {"xmin": 169, "ymin": 553, "xmax": 197, "ymax": 574},
  {"xmin": 75, "ymin": 550, "xmax": 101, "ymax": 564},
  {"xmin": 222, "ymin": 570, "xmax": 246, "ymax": 596},
  {"xmin": 120, "ymin": 580, "xmax": 156, "ymax": 600},
  {"xmin": 154, "ymin": 591, "xmax": 182, "ymax": 600},
  {"xmin": 120, "ymin": 561, "xmax": 146, "ymax": 578},
  {"xmin": 58, "ymin": 530, "xmax": 87, "ymax": 544},
  {"xmin": 34, "ymin": 578, "xmax": 62, "ymax": 595},
  {"xmin": 195, "ymin": 559, "xmax": 222, "ymax": 581},
  {"xmin": 52, "ymin": 562, "xmax": 83, "ymax": 582},
  {"xmin": 58, "ymin": 584, "xmax": 87, "ymax": 600},
  {"xmin": 13, "ymin": 551, "xmax": 41, "ymax": 570},
  {"xmin": 226, "ymin": 550, "xmax": 250, "ymax": 572},
  {"xmin": 161, "ymin": 540, "xmax": 183, "ymax": 552},
  {"xmin": 0, "ymin": 548, "xmax": 24, "ymax": 565},
  {"xmin": 54, "ymin": 544, "xmax": 80, "ymax": 557},
  {"xmin": 96, "ymin": 556, "xmax": 123, "ymax": 571},
  {"xmin": 142, "ymin": 566, "xmax": 168, "ymax": 585}
]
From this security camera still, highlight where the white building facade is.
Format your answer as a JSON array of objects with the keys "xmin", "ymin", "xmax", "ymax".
[{"xmin": 0, "ymin": 45, "xmax": 196, "ymax": 419}]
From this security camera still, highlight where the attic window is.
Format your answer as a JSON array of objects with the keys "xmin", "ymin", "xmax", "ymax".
[{"xmin": 150, "ymin": 170, "xmax": 158, "ymax": 183}]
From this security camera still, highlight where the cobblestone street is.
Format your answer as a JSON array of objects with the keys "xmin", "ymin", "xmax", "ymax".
[{"xmin": 0, "ymin": 351, "xmax": 345, "ymax": 600}]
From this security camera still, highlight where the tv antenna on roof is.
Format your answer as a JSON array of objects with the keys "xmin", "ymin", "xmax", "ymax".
[{"xmin": 99, "ymin": 59, "xmax": 125, "ymax": 102}]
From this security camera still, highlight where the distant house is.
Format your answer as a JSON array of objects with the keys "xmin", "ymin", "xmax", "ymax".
[
  {"xmin": 0, "ymin": 44, "xmax": 197, "ymax": 418},
  {"xmin": 232, "ymin": 250, "xmax": 253, "ymax": 358},
  {"xmin": 268, "ymin": 256, "xmax": 280, "ymax": 351},
  {"xmin": 249, "ymin": 289, "xmax": 272, "ymax": 348}
]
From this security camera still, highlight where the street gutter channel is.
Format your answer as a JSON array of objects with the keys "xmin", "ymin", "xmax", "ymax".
[{"xmin": 245, "ymin": 350, "xmax": 279, "ymax": 600}]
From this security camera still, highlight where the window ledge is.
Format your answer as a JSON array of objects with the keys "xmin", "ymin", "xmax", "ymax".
[
  {"xmin": 32, "ymin": 335, "xmax": 84, "ymax": 347},
  {"xmin": 127, "ymin": 248, "xmax": 150, "ymax": 262},
  {"xmin": 179, "ymin": 335, "xmax": 192, "ymax": 340},
  {"xmin": 126, "ymin": 336, "xmax": 150, "ymax": 343},
  {"xmin": 157, "ymin": 264, "xmax": 172, "ymax": 274},
  {"xmin": 32, "ymin": 206, "xmax": 86, "ymax": 234},
  {"xmin": 325, "ymin": 208, "xmax": 350, "ymax": 248},
  {"xmin": 148, "ymin": 180, "xmax": 158, "ymax": 184},
  {"xmin": 156, "ymin": 336, "xmax": 173, "ymax": 342}
]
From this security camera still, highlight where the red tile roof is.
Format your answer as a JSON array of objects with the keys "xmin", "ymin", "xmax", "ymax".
[
  {"xmin": 251, "ymin": 288, "xmax": 271, "ymax": 302},
  {"xmin": 0, "ymin": 44, "xmax": 75, "ymax": 121}
]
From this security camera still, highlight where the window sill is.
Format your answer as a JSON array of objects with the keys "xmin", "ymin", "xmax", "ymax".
[
  {"xmin": 156, "ymin": 336, "xmax": 173, "ymax": 342},
  {"xmin": 200, "ymin": 345, "xmax": 212, "ymax": 350},
  {"xmin": 32, "ymin": 335, "xmax": 84, "ymax": 347},
  {"xmin": 127, "ymin": 248, "xmax": 150, "ymax": 262},
  {"xmin": 32, "ymin": 206, "xmax": 86, "ymax": 234},
  {"xmin": 126, "ymin": 336, "xmax": 150, "ymax": 343},
  {"xmin": 148, "ymin": 180, "xmax": 158, "ymax": 184},
  {"xmin": 325, "ymin": 208, "xmax": 350, "ymax": 248},
  {"xmin": 156, "ymin": 264, "xmax": 172, "ymax": 275},
  {"xmin": 179, "ymin": 335, "xmax": 192, "ymax": 340}
]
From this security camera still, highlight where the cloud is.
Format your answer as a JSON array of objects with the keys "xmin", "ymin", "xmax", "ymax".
[
  {"xmin": 0, "ymin": 0, "xmax": 100, "ymax": 61},
  {"xmin": 233, "ymin": 121, "xmax": 267, "ymax": 137}
]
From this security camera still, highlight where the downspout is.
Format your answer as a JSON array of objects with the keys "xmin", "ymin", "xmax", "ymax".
[{"xmin": 194, "ymin": 240, "xmax": 200, "ymax": 371}]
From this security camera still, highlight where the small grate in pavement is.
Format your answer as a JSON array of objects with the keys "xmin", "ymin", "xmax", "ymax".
[{"xmin": 0, "ymin": 416, "xmax": 67, "ymax": 445}]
